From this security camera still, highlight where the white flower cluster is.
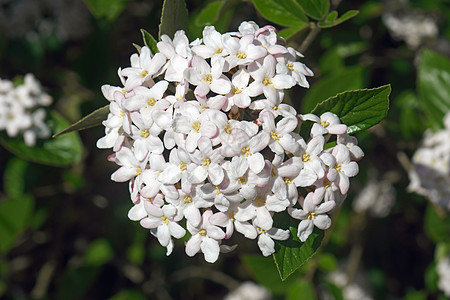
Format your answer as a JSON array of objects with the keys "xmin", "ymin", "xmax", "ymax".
[
  {"xmin": 97, "ymin": 22, "xmax": 363, "ymax": 262},
  {"xmin": 437, "ymin": 256, "xmax": 450, "ymax": 297},
  {"xmin": 0, "ymin": 74, "xmax": 52, "ymax": 146},
  {"xmin": 408, "ymin": 112, "xmax": 450, "ymax": 210}
]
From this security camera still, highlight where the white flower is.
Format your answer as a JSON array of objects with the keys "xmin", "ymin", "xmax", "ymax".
[
  {"xmin": 289, "ymin": 192, "xmax": 336, "ymax": 242},
  {"xmin": 254, "ymin": 219, "xmax": 290, "ymax": 256},
  {"xmin": 185, "ymin": 209, "xmax": 226, "ymax": 263}
]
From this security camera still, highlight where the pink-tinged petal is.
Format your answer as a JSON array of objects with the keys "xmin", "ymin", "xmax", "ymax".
[
  {"xmin": 185, "ymin": 234, "xmax": 202, "ymax": 256},
  {"xmin": 184, "ymin": 205, "xmax": 202, "ymax": 227},
  {"xmin": 194, "ymin": 83, "xmax": 210, "ymax": 98},
  {"xmin": 159, "ymin": 165, "xmax": 181, "ymax": 184},
  {"xmin": 257, "ymin": 234, "xmax": 275, "ymax": 256},
  {"xmin": 128, "ymin": 203, "xmax": 147, "ymax": 221},
  {"xmin": 268, "ymin": 227, "xmax": 290, "ymax": 240},
  {"xmin": 294, "ymin": 169, "xmax": 317, "ymax": 187},
  {"xmin": 327, "ymin": 124, "xmax": 347, "ymax": 135},
  {"xmin": 298, "ymin": 220, "xmax": 314, "ymax": 242},
  {"xmin": 311, "ymin": 123, "xmax": 328, "ymax": 137},
  {"xmin": 309, "ymin": 159, "xmax": 325, "ymax": 179},
  {"xmin": 288, "ymin": 208, "xmax": 308, "ymax": 220},
  {"xmin": 333, "ymin": 144, "xmax": 351, "ymax": 164},
  {"xmin": 235, "ymin": 205, "xmax": 256, "ymax": 222},
  {"xmin": 201, "ymin": 237, "xmax": 220, "ymax": 263},
  {"xmin": 210, "ymin": 76, "xmax": 231, "ymax": 95},
  {"xmin": 140, "ymin": 183, "xmax": 160, "ymax": 199},
  {"xmin": 307, "ymin": 136, "xmax": 325, "ymax": 156},
  {"xmin": 160, "ymin": 185, "xmax": 179, "ymax": 200},
  {"xmin": 301, "ymin": 113, "xmax": 320, "ymax": 123},
  {"xmin": 315, "ymin": 200, "xmax": 336, "ymax": 215},
  {"xmin": 272, "ymin": 74, "xmax": 296, "ymax": 89},
  {"xmin": 246, "ymin": 81, "xmax": 263, "ymax": 97},
  {"xmin": 188, "ymin": 166, "xmax": 208, "ymax": 183},
  {"xmin": 144, "ymin": 202, "xmax": 163, "ymax": 217},
  {"xmin": 341, "ymin": 161, "xmax": 359, "ymax": 177},
  {"xmin": 235, "ymin": 221, "xmax": 258, "ymax": 239},
  {"xmin": 157, "ymin": 224, "xmax": 171, "ymax": 247},
  {"xmin": 192, "ymin": 44, "xmax": 215, "ymax": 58},
  {"xmin": 208, "ymin": 164, "xmax": 224, "ymax": 185},
  {"xmin": 232, "ymin": 156, "xmax": 249, "ymax": 177},
  {"xmin": 249, "ymin": 133, "xmax": 270, "ymax": 152},
  {"xmin": 232, "ymin": 69, "xmax": 250, "ymax": 88},
  {"xmin": 149, "ymin": 53, "xmax": 167, "ymax": 74},
  {"xmin": 206, "ymin": 226, "xmax": 226, "ymax": 240},
  {"xmin": 200, "ymin": 120, "xmax": 218, "ymax": 138},
  {"xmin": 133, "ymin": 140, "xmax": 148, "ymax": 161},
  {"xmin": 313, "ymin": 215, "xmax": 332, "ymax": 230},
  {"xmin": 185, "ymin": 131, "xmax": 201, "ymax": 152},
  {"xmin": 338, "ymin": 173, "xmax": 350, "ymax": 194},
  {"xmin": 209, "ymin": 212, "xmax": 229, "ymax": 227},
  {"xmin": 140, "ymin": 217, "xmax": 161, "ymax": 229},
  {"xmin": 169, "ymin": 222, "xmax": 186, "ymax": 239},
  {"xmin": 111, "ymin": 167, "xmax": 138, "ymax": 182},
  {"xmin": 247, "ymin": 44, "xmax": 267, "ymax": 60},
  {"xmin": 247, "ymin": 153, "xmax": 265, "ymax": 174},
  {"xmin": 239, "ymin": 185, "xmax": 257, "ymax": 201},
  {"xmin": 256, "ymin": 207, "xmax": 273, "ymax": 230}
]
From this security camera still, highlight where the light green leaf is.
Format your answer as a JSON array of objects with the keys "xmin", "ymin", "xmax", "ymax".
[
  {"xmin": 318, "ymin": 10, "xmax": 359, "ymax": 28},
  {"xmin": 252, "ymin": 0, "xmax": 307, "ymax": 27},
  {"xmin": 241, "ymin": 254, "xmax": 299, "ymax": 294},
  {"xmin": 302, "ymin": 66, "xmax": 365, "ymax": 114},
  {"xmin": 310, "ymin": 85, "xmax": 391, "ymax": 134},
  {"xmin": 318, "ymin": 253, "xmax": 338, "ymax": 272},
  {"xmin": 84, "ymin": 0, "xmax": 128, "ymax": 22},
  {"xmin": 53, "ymin": 105, "xmax": 109, "ymax": 137},
  {"xmin": 84, "ymin": 239, "xmax": 114, "ymax": 266},
  {"xmin": 273, "ymin": 211, "xmax": 324, "ymax": 280},
  {"xmin": 3, "ymin": 158, "xmax": 28, "ymax": 198},
  {"xmin": 295, "ymin": 0, "xmax": 329, "ymax": 20},
  {"xmin": 140, "ymin": 29, "xmax": 159, "ymax": 55},
  {"xmin": 0, "ymin": 194, "xmax": 34, "ymax": 253},
  {"xmin": 109, "ymin": 289, "xmax": 147, "ymax": 300},
  {"xmin": 195, "ymin": 1, "xmax": 224, "ymax": 26},
  {"xmin": 418, "ymin": 49, "xmax": 450, "ymax": 129},
  {"xmin": 159, "ymin": 0, "xmax": 189, "ymax": 39},
  {"xmin": 0, "ymin": 111, "xmax": 82, "ymax": 166},
  {"xmin": 57, "ymin": 266, "xmax": 101, "ymax": 300}
]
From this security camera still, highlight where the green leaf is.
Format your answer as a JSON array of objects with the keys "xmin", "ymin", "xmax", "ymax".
[
  {"xmin": 418, "ymin": 49, "xmax": 450, "ymax": 129},
  {"xmin": 425, "ymin": 261, "xmax": 438, "ymax": 292},
  {"xmin": 0, "ymin": 111, "xmax": 82, "ymax": 167},
  {"xmin": 288, "ymin": 280, "xmax": 316, "ymax": 300},
  {"xmin": 241, "ymin": 254, "xmax": 299, "ymax": 294},
  {"xmin": 278, "ymin": 24, "xmax": 308, "ymax": 40},
  {"xmin": 318, "ymin": 253, "xmax": 338, "ymax": 272},
  {"xmin": 311, "ymin": 85, "xmax": 391, "ymax": 135},
  {"xmin": 195, "ymin": 1, "xmax": 224, "ymax": 26},
  {"xmin": 273, "ymin": 211, "xmax": 324, "ymax": 280},
  {"xmin": 3, "ymin": 158, "xmax": 28, "ymax": 198},
  {"xmin": 127, "ymin": 243, "xmax": 145, "ymax": 265},
  {"xmin": 302, "ymin": 66, "xmax": 365, "ymax": 114},
  {"xmin": 295, "ymin": 0, "xmax": 329, "ymax": 20},
  {"xmin": 0, "ymin": 194, "xmax": 34, "ymax": 253},
  {"xmin": 53, "ymin": 105, "xmax": 109, "ymax": 137},
  {"xmin": 84, "ymin": 239, "xmax": 114, "ymax": 266},
  {"xmin": 140, "ymin": 29, "xmax": 159, "ymax": 55},
  {"xmin": 252, "ymin": 0, "xmax": 308, "ymax": 27},
  {"xmin": 159, "ymin": 0, "xmax": 189, "ymax": 39},
  {"xmin": 318, "ymin": 10, "xmax": 359, "ymax": 28},
  {"xmin": 84, "ymin": 0, "xmax": 129, "ymax": 22},
  {"xmin": 425, "ymin": 204, "xmax": 450, "ymax": 244}
]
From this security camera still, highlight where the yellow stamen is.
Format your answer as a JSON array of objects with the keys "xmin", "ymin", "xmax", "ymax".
[
  {"xmin": 204, "ymin": 74, "xmax": 213, "ymax": 83},
  {"xmin": 229, "ymin": 211, "xmax": 235, "ymax": 221},
  {"xmin": 202, "ymin": 157, "xmax": 211, "ymax": 166},
  {"xmin": 321, "ymin": 120, "xmax": 330, "ymax": 128},
  {"xmin": 215, "ymin": 48, "xmax": 223, "ymax": 54},
  {"xmin": 262, "ymin": 77, "xmax": 272, "ymax": 86},
  {"xmin": 272, "ymin": 105, "xmax": 278, "ymax": 110},
  {"xmin": 140, "ymin": 70, "xmax": 149, "ymax": 78},
  {"xmin": 136, "ymin": 168, "xmax": 142, "ymax": 175},
  {"xmin": 147, "ymin": 97, "xmax": 156, "ymax": 106},
  {"xmin": 257, "ymin": 227, "xmax": 267, "ymax": 234},
  {"xmin": 255, "ymin": 197, "xmax": 266, "ymax": 207},
  {"xmin": 241, "ymin": 146, "xmax": 251, "ymax": 157},
  {"xmin": 238, "ymin": 176, "xmax": 247, "ymax": 184},
  {"xmin": 120, "ymin": 110, "xmax": 125, "ymax": 117},
  {"xmin": 302, "ymin": 153, "xmax": 310, "ymax": 162},
  {"xmin": 271, "ymin": 167, "xmax": 277, "ymax": 177},
  {"xmin": 224, "ymin": 124, "xmax": 232, "ymax": 134},
  {"xmin": 236, "ymin": 52, "xmax": 247, "ymax": 59},
  {"xmin": 198, "ymin": 229, "xmax": 207, "ymax": 236},
  {"xmin": 270, "ymin": 130, "xmax": 280, "ymax": 141},
  {"xmin": 192, "ymin": 122, "xmax": 201, "ymax": 132},
  {"xmin": 183, "ymin": 196, "xmax": 192, "ymax": 204},
  {"xmin": 335, "ymin": 163, "xmax": 341, "ymax": 173},
  {"xmin": 286, "ymin": 63, "xmax": 294, "ymax": 71},
  {"xmin": 140, "ymin": 129, "xmax": 150, "ymax": 138},
  {"xmin": 180, "ymin": 162, "xmax": 187, "ymax": 171},
  {"xmin": 307, "ymin": 212, "xmax": 317, "ymax": 220},
  {"xmin": 215, "ymin": 186, "xmax": 221, "ymax": 194},
  {"xmin": 161, "ymin": 216, "xmax": 169, "ymax": 224},
  {"xmin": 232, "ymin": 87, "xmax": 242, "ymax": 95},
  {"xmin": 284, "ymin": 177, "xmax": 292, "ymax": 185}
]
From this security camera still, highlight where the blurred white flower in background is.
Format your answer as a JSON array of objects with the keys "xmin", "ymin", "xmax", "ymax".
[
  {"xmin": 437, "ymin": 256, "xmax": 450, "ymax": 297},
  {"xmin": 224, "ymin": 281, "xmax": 271, "ymax": 300},
  {"xmin": 353, "ymin": 179, "xmax": 396, "ymax": 217},
  {"xmin": 408, "ymin": 112, "xmax": 450, "ymax": 210},
  {"xmin": 0, "ymin": 74, "xmax": 52, "ymax": 146}
]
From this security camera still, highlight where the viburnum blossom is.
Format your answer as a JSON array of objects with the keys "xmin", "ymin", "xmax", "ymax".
[
  {"xmin": 97, "ymin": 21, "xmax": 364, "ymax": 262},
  {"xmin": 0, "ymin": 74, "xmax": 52, "ymax": 146}
]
